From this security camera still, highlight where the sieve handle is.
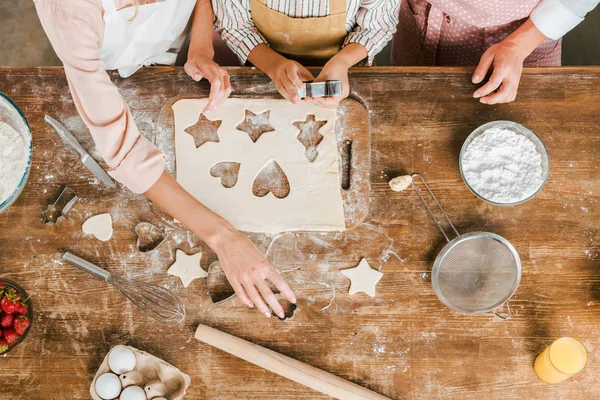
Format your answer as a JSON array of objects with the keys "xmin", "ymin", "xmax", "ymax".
[
  {"xmin": 411, "ymin": 173, "xmax": 460, "ymax": 243},
  {"xmin": 492, "ymin": 302, "xmax": 512, "ymax": 320}
]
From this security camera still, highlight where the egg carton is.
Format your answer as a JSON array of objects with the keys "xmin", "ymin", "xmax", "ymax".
[{"xmin": 91, "ymin": 345, "xmax": 191, "ymax": 400}]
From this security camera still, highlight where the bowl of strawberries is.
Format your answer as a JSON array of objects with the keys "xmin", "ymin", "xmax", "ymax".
[{"xmin": 0, "ymin": 279, "xmax": 32, "ymax": 355}]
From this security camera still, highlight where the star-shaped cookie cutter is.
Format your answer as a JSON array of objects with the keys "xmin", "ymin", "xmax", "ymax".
[{"xmin": 42, "ymin": 187, "xmax": 78, "ymax": 226}]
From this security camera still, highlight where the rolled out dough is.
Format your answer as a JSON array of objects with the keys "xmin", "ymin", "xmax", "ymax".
[{"xmin": 172, "ymin": 99, "xmax": 345, "ymax": 233}]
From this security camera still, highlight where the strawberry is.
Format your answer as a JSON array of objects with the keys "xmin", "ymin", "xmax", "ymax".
[
  {"xmin": 2, "ymin": 327, "xmax": 19, "ymax": 344},
  {"xmin": 0, "ymin": 289, "xmax": 20, "ymax": 314},
  {"xmin": 0, "ymin": 313, "xmax": 14, "ymax": 328},
  {"xmin": 0, "ymin": 338, "xmax": 8, "ymax": 354},
  {"xmin": 13, "ymin": 316, "xmax": 30, "ymax": 336},
  {"xmin": 15, "ymin": 302, "xmax": 27, "ymax": 315}
]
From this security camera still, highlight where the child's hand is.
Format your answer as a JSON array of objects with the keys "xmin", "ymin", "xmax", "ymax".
[
  {"xmin": 272, "ymin": 59, "xmax": 314, "ymax": 104},
  {"xmin": 307, "ymin": 59, "xmax": 350, "ymax": 109},
  {"xmin": 185, "ymin": 56, "xmax": 233, "ymax": 112},
  {"xmin": 213, "ymin": 227, "xmax": 296, "ymax": 319}
]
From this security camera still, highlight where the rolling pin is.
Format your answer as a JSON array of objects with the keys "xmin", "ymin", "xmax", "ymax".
[{"xmin": 195, "ymin": 324, "xmax": 391, "ymax": 400}]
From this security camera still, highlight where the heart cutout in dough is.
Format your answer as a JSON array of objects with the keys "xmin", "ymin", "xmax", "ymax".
[
  {"xmin": 210, "ymin": 161, "xmax": 241, "ymax": 189},
  {"xmin": 252, "ymin": 160, "xmax": 290, "ymax": 199},
  {"xmin": 82, "ymin": 213, "xmax": 113, "ymax": 241},
  {"xmin": 135, "ymin": 222, "xmax": 166, "ymax": 253}
]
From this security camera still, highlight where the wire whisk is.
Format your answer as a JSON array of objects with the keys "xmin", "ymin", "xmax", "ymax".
[{"xmin": 63, "ymin": 252, "xmax": 186, "ymax": 324}]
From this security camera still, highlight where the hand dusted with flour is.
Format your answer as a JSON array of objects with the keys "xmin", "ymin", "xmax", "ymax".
[
  {"xmin": 0, "ymin": 122, "xmax": 27, "ymax": 204},
  {"xmin": 462, "ymin": 128, "xmax": 544, "ymax": 204}
]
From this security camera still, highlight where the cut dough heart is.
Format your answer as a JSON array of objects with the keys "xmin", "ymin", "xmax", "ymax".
[
  {"xmin": 252, "ymin": 160, "xmax": 290, "ymax": 199},
  {"xmin": 184, "ymin": 113, "xmax": 222, "ymax": 148},
  {"xmin": 135, "ymin": 222, "xmax": 166, "ymax": 252},
  {"xmin": 82, "ymin": 213, "xmax": 113, "ymax": 242},
  {"xmin": 210, "ymin": 161, "xmax": 241, "ymax": 189},
  {"xmin": 293, "ymin": 114, "xmax": 327, "ymax": 162},
  {"xmin": 235, "ymin": 109, "xmax": 275, "ymax": 143}
]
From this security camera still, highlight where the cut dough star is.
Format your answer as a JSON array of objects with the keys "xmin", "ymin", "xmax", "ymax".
[
  {"xmin": 341, "ymin": 258, "xmax": 383, "ymax": 297},
  {"xmin": 167, "ymin": 249, "xmax": 207, "ymax": 288},
  {"xmin": 235, "ymin": 109, "xmax": 275, "ymax": 142},
  {"xmin": 184, "ymin": 113, "xmax": 222, "ymax": 148}
]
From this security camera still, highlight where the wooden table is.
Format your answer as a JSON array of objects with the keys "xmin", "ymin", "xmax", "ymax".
[{"xmin": 1, "ymin": 66, "xmax": 599, "ymax": 399}]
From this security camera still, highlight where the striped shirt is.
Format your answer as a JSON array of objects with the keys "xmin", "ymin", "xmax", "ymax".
[{"xmin": 212, "ymin": 0, "xmax": 400, "ymax": 64}]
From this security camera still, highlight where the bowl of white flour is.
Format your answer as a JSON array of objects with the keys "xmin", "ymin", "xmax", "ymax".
[
  {"xmin": 0, "ymin": 93, "xmax": 32, "ymax": 213},
  {"xmin": 460, "ymin": 121, "xmax": 549, "ymax": 206}
]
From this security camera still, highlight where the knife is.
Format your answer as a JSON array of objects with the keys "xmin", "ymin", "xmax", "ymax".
[{"xmin": 44, "ymin": 115, "xmax": 117, "ymax": 188}]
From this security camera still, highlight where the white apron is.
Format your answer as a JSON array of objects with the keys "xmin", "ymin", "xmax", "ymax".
[{"xmin": 99, "ymin": 0, "xmax": 196, "ymax": 78}]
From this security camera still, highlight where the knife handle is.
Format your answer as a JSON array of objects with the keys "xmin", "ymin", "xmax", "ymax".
[{"xmin": 44, "ymin": 115, "xmax": 87, "ymax": 158}]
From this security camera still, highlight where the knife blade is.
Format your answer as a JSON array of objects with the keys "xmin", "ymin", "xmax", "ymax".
[{"xmin": 44, "ymin": 115, "xmax": 117, "ymax": 188}]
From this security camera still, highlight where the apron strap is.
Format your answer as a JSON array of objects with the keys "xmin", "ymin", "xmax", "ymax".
[
  {"xmin": 330, "ymin": 0, "xmax": 346, "ymax": 15},
  {"xmin": 101, "ymin": 0, "xmax": 118, "ymax": 15}
]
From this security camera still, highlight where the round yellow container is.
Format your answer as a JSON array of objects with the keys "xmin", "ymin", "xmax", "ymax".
[{"xmin": 534, "ymin": 337, "xmax": 588, "ymax": 384}]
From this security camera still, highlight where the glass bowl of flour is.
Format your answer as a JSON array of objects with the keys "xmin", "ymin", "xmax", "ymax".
[
  {"xmin": 460, "ymin": 121, "xmax": 549, "ymax": 206},
  {"xmin": 0, "ymin": 93, "xmax": 32, "ymax": 214}
]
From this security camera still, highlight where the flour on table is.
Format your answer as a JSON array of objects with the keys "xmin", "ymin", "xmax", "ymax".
[
  {"xmin": 462, "ymin": 128, "xmax": 544, "ymax": 203},
  {"xmin": 0, "ymin": 122, "xmax": 27, "ymax": 204},
  {"xmin": 172, "ymin": 99, "xmax": 345, "ymax": 233}
]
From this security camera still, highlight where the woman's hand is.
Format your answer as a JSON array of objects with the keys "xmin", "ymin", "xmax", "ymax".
[
  {"xmin": 212, "ymin": 226, "xmax": 296, "ymax": 319},
  {"xmin": 185, "ymin": 56, "xmax": 232, "ymax": 112},
  {"xmin": 471, "ymin": 41, "xmax": 527, "ymax": 105},
  {"xmin": 271, "ymin": 59, "xmax": 314, "ymax": 104},
  {"xmin": 472, "ymin": 18, "xmax": 548, "ymax": 105},
  {"xmin": 307, "ymin": 59, "xmax": 350, "ymax": 109}
]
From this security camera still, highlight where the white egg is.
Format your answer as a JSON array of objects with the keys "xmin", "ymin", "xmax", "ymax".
[
  {"xmin": 119, "ymin": 386, "xmax": 147, "ymax": 400},
  {"xmin": 95, "ymin": 373, "xmax": 122, "ymax": 400},
  {"xmin": 108, "ymin": 346, "xmax": 137, "ymax": 374}
]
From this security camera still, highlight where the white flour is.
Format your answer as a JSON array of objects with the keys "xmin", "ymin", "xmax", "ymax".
[
  {"xmin": 0, "ymin": 121, "xmax": 27, "ymax": 204},
  {"xmin": 462, "ymin": 127, "xmax": 544, "ymax": 203}
]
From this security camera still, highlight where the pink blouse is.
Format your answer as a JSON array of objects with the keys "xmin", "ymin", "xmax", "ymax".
[{"xmin": 34, "ymin": 0, "xmax": 165, "ymax": 194}]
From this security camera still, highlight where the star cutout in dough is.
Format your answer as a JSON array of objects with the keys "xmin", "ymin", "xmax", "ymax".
[
  {"xmin": 293, "ymin": 114, "xmax": 327, "ymax": 162},
  {"xmin": 341, "ymin": 258, "xmax": 383, "ymax": 298},
  {"xmin": 167, "ymin": 249, "xmax": 207, "ymax": 288},
  {"xmin": 184, "ymin": 113, "xmax": 222, "ymax": 148},
  {"xmin": 235, "ymin": 109, "xmax": 275, "ymax": 143}
]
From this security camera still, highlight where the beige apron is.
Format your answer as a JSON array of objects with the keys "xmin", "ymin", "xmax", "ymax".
[{"xmin": 250, "ymin": 0, "xmax": 348, "ymax": 65}]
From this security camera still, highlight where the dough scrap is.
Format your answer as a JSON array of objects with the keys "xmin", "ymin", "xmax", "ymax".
[
  {"xmin": 167, "ymin": 249, "xmax": 207, "ymax": 288},
  {"xmin": 82, "ymin": 213, "xmax": 113, "ymax": 242},
  {"xmin": 341, "ymin": 258, "xmax": 383, "ymax": 298},
  {"xmin": 173, "ymin": 99, "xmax": 345, "ymax": 233},
  {"xmin": 389, "ymin": 175, "xmax": 412, "ymax": 192}
]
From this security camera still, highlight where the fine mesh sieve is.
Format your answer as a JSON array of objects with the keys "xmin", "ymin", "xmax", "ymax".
[{"xmin": 411, "ymin": 174, "xmax": 521, "ymax": 319}]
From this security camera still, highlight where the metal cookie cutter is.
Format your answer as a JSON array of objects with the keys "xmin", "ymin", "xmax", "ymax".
[
  {"xmin": 42, "ymin": 187, "xmax": 78, "ymax": 226},
  {"xmin": 297, "ymin": 80, "xmax": 343, "ymax": 99}
]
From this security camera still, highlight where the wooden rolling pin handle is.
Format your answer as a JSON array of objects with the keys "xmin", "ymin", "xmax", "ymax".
[{"xmin": 195, "ymin": 324, "xmax": 391, "ymax": 400}]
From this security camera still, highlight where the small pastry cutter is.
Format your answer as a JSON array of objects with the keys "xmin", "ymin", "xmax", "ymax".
[
  {"xmin": 42, "ymin": 187, "xmax": 78, "ymax": 226},
  {"xmin": 297, "ymin": 80, "xmax": 343, "ymax": 99}
]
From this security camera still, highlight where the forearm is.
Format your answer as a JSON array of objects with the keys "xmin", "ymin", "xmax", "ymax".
[
  {"xmin": 188, "ymin": 0, "xmax": 215, "ymax": 59},
  {"xmin": 247, "ymin": 44, "xmax": 289, "ymax": 79},
  {"xmin": 504, "ymin": 18, "xmax": 548, "ymax": 57},
  {"xmin": 327, "ymin": 44, "xmax": 368, "ymax": 68},
  {"xmin": 144, "ymin": 171, "xmax": 235, "ymax": 249}
]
